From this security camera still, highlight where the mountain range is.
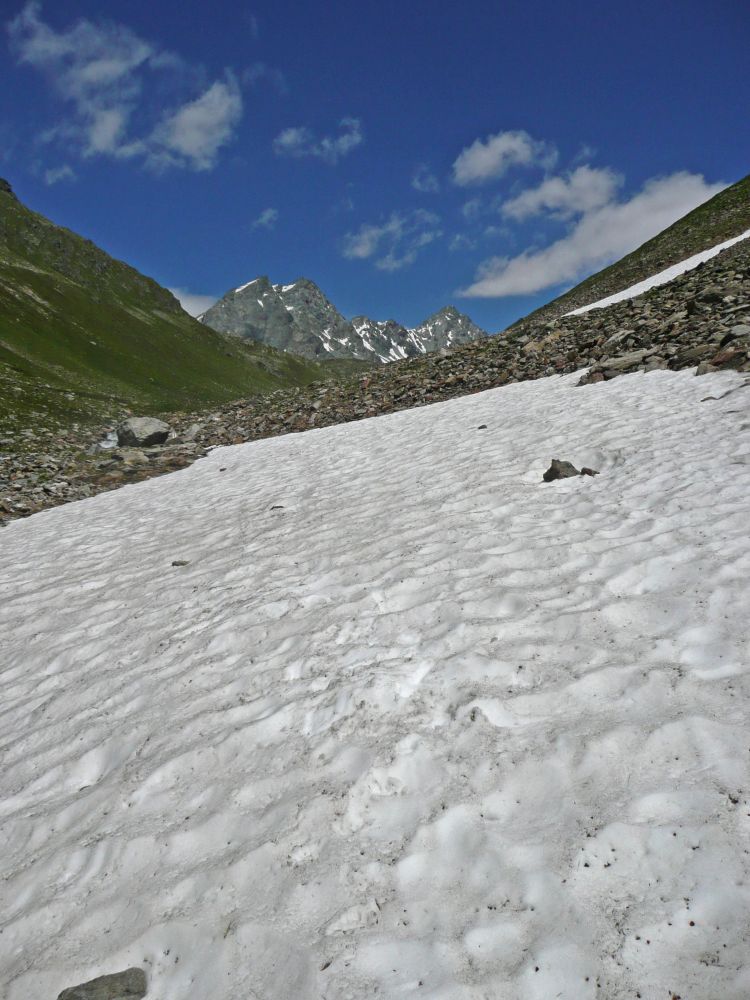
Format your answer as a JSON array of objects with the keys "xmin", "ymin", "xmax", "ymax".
[
  {"xmin": 0, "ymin": 180, "xmax": 355, "ymax": 440},
  {"xmin": 1, "ymin": 171, "xmax": 749, "ymax": 455},
  {"xmin": 199, "ymin": 277, "xmax": 487, "ymax": 363}
]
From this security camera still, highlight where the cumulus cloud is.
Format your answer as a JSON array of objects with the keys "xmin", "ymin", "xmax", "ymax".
[
  {"xmin": 452, "ymin": 129, "xmax": 557, "ymax": 186},
  {"xmin": 460, "ymin": 171, "xmax": 725, "ymax": 298},
  {"xmin": 412, "ymin": 164, "xmax": 440, "ymax": 193},
  {"xmin": 273, "ymin": 117, "xmax": 363, "ymax": 164},
  {"xmin": 251, "ymin": 207, "xmax": 278, "ymax": 230},
  {"xmin": 43, "ymin": 163, "xmax": 75, "ymax": 185},
  {"xmin": 342, "ymin": 209, "xmax": 441, "ymax": 271},
  {"xmin": 7, "ymin": 3, "xmax": 243, "ymax": 172},
  {"xmin": 502, "ymin": 165, "xmax": 622, "ymax": 220},
  {"xmin": 169, "ymin": 287, "xmax": 217, "ymax": 317},
  {"xmin": 150, "ymin": 74, "xmax": 242, "ymax": 171}
]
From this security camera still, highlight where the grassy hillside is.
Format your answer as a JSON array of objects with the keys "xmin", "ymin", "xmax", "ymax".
[
  {"xmin": 0, "ymin": 181, "xmax": 335, "ymax": 437},
  {"xmin": 511, "ymin": 172, "xmax": 750, "ymax": 328}
]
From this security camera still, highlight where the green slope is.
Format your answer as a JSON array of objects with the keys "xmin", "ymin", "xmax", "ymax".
[
  {"xmin": 511, "ymin": 172, "xmax": 750, "ymax": 328},
  {"xmin": 0, "ymin": 180, "xmax": 329, "ymax": 437}
]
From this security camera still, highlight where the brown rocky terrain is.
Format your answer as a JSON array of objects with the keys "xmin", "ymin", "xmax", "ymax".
[{"xmin": 2, "ymin": 236, "xmax": 749, "ymax": 525}]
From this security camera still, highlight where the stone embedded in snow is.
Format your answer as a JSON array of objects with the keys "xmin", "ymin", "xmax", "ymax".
[
  {"xmin": 116, "ymin": 417, "xmax": 170, "ymax": 448},
  {"xmin": 543, "ymin": 458, "xmax": 580, "ymax": 481},
  {"xmin": 57, "ymin": 967, "xmax": 147, "ymax": 1000}
]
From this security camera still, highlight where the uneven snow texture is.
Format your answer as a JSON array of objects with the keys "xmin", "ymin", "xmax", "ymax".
[
  {"xmin": 567, "ymin": 228, "xmax": 750, "ymax": 315},
  {"xmin": 2, "ymin": 370, "xmax": 750, "ymax": 1000}
]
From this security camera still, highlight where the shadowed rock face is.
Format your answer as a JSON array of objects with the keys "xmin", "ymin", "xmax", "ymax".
[
  {"xmin": 57, "ymin": 967, "xmax": 147, "ymax": 1000},
  {"xmin": 0, "ymin": 178, "xmax": 16, "ymax": 199},
  {"xmin": 200, "ymin": 277, "xmax": 487, "ymax": 363}
]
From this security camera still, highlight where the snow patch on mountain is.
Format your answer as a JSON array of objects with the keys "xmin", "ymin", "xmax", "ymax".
[
  {"xmin": 568, "ymin": 228, "xmax": 750, "ymax": 315},
  {"xmin": 2, "ymin": 368, "xmax": 749, "ymax": 1000}
]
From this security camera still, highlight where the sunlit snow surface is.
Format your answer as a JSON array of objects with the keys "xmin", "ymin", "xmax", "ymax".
[
  {"xmin": 566, "ymin": 228, "xmax": 750, "ymax": 315},
  {"xmin": 2, "ymin": 370, "xmax": 750, "ymax": 1000}
]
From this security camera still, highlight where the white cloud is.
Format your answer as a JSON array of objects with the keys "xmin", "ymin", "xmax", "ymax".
[
  {"xmin": 43, "ymin": 163, "xmax": 75, "ymax": 185},
  {"xmin": 169, "ymin": 287, "xmax": 217, "ymax": 317},
  {"xmin": 149, "ymin": 74, "xmax": 242, "ymax": 171},
  {"xmin": 273, "ymin": 118, "xmax": 363, "ymax": 165},
  {"xmin": 342, "ymin": 210, "xmax": 441, "ymax": 271},
  {"xmin": 412, "ymin": 164, "xmax": 440, "ymax": 193},
  {"xmin": 461, "ymin": 198, "xmax": 482, "ymax": 221},
  {"xmin": 449, "ymin": 233, "xmax": 476, "ymax": 252},
  {"xmin": 461, "ymin": 171, "xmax": 726, "ymax": 298},
  {"xmin": 452, "ymin": 129, "xmax": 557, "ymax": 186},
  {"xmin": 251, "ymin": 207, "xmax": 278, "ymax": 230},
  {"xmin": 502, "ymin": 165, "xmax": 622, "ymax": 220},
  {"xmin": 8, "ymin": 3, "xmax": 243, "ymax": 172}
]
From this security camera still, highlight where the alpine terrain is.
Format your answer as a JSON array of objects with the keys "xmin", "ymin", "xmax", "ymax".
[
  {"xmin": 2, "ymin": 172, "xmax": 749, "ymax": 523},
  {"xmin": 199, "ymin": 277, "xmax": 487, "ymax": 362},
  {"xmin": 0, "ymin": 180, "xmax": 342, "ymax": 441},
  {"xmin": 2, "ymin": 160, "xmax": 750, "ymax": 1000},
  {"xmin": 2, "ymin": 351, "xmax": 749, "ymax": 999}
]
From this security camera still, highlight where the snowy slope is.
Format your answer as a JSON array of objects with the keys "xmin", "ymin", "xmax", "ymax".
[
  {"xmin": 567, "ymin": 228, "xmax": 750, "ymax": 315},
  {"xmin": 2, "ymin": 370, "xmax": 750, "ymax": 1000}
]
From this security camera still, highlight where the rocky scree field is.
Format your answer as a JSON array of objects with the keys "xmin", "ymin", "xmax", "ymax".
[{"xmin": 513, "ymin": 171, "xmax": 750, "ymax": 326}]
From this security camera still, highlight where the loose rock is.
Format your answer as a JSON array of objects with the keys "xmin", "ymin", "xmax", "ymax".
[
  {"xmin": 543, "ymin": 459, "xmax": 580, "ymax": 482},
  {"xmin": 117, "ymin": 417, "xmax": 170, "ymax": 448},
  {"xmin": 57, "ymin": 967, "xmax": 147, "ymax": 1000}
]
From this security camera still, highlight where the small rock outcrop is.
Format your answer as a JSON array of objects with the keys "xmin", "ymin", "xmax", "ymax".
[
  {"xmin": 543, "ymin": 459, "xmax": 581, "ymax": 481},
  {"xmin": 57, "ymin": 967, "xmax": 147, "ymax": 1000},
  {"xmin": 543, "ymin": 460, "xmax": 600, "ymax": 482},
  {"xmin": 116, "ymin": 417, "xmax": 170, "ymax": 448},
  {"xmin": 0, "ymin": 177, "xmax": 16, "ymax": 199}
]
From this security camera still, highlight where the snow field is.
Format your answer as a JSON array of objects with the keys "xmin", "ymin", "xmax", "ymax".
[
  {"xmin": 1, "ymin": 368, "xmax": 749, "ymax": 999},
  {"xmin": 566, "ymin": 228, "xmax": 750, "ymax": 314}
]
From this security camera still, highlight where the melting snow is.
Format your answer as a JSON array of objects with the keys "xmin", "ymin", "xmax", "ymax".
[
  {"xmin": 567, "ymin": 229, "xmax": 750, "ymax": 315},
  {"xmin": 233, "ymin": 278, "xmax": 260, "ymax": 295},
  {"xmin": 2, "ymin": 369, "xmax": 750, "ymax": 999}
]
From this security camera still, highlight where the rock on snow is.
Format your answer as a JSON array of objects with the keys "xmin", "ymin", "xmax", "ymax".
[{"xmin": 1, "ymin": 369, "xmax": 749, "ymax": 1000}]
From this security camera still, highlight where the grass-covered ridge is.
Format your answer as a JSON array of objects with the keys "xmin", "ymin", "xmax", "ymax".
[
  {"xmin": 0, "ymin": 181, "xmax": 339, "ymax": 437},
  {"xmin": 512, "ymin": 172, "xmax": 750, "ymax": 328}
]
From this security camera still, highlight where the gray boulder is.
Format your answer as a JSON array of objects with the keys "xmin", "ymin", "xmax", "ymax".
[
  {"xmin": 117, "ymin": 417, "xmax": 170, "ymax": 448},
  {"xmin": 57, "ymin": 967, "xmax": 147, "ymax": 1000}
]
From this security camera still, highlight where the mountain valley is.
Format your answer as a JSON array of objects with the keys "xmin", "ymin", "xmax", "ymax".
[{"xmin": 1, "ymin": 172, "xmax": 749, "ymax": 524}]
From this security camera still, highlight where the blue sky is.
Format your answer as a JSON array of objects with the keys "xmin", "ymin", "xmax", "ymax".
[{"xmin": 2, "ymin": 1, "xmax": 748, "ymax": 331}]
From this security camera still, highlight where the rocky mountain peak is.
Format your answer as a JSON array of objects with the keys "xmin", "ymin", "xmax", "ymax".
[{"xmin": 200, "ymin": 277, "xmax": 489, "ymax": 363}]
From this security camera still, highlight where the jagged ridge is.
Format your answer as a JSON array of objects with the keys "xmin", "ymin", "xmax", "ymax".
[{"xmin": 200, "ymin": 277, "xmax": 487, "ymax": 362}]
